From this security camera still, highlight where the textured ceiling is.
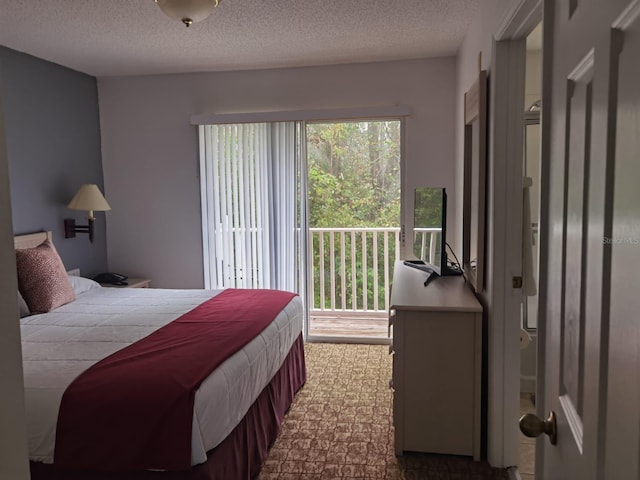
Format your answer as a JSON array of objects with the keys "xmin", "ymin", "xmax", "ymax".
[{"xmin": 0, "ymin": 0, "xmax": 480, "ymax": 77}]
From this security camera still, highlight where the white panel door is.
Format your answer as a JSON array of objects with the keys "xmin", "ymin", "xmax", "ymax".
[{"xmin": 538, "ymin": 0, "xmax": 640, "ymax": 478}]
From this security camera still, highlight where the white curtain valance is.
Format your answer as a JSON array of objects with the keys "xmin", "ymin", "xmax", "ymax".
[{"xmin": 191, "ymin": 105, "xmax": 410, "ymax": 126}]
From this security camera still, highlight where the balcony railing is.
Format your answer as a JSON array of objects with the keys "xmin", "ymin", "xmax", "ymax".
[{"xmin": 309, "ymin": 227, "xmax": 441, "ymax": 316}]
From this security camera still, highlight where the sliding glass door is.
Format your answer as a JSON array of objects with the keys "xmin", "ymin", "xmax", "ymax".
[
  {"xmin": 198, "ymin": 119, "xmax": 403, "ymax": 344},
  {"xmin": 198, "ymin": 122, "xmax": 299, "ymax": 292},
  {"xmin": 305, "ymin": 120, "xmax": 401, "ymax": 343}
]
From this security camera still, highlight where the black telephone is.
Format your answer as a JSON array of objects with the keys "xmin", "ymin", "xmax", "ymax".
[{"xmin": 93, "ymin": 272, "xmax": 128, "ymax": 286}]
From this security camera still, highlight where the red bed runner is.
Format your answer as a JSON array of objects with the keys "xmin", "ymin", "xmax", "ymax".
[{"xmin": 54, "ymin": 288, "xmax": 297, "ymax": 472}]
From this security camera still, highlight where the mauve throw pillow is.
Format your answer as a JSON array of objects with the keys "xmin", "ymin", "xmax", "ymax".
[{"xmin": 16, "ymin": 239, "xmax": 76, "ymax": 313}]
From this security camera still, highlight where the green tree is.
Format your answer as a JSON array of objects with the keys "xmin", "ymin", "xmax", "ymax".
[
  {"xmin": 307, "ymin": 121, "xmax": 400, "ymax": 228},
  {"xmin": 306, "ymin": 121, "xmax": 401, "ymax": 310}
]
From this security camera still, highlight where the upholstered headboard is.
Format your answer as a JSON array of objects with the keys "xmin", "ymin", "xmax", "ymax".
[{"xmin": 14, "ymin": 231, "xmax": 52, "ymax": 249}]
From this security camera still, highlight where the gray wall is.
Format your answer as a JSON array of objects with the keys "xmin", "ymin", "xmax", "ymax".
[
  {"xmin": 0, "ymin": 47, "xmax": 107, "ymax": 277},
  {"xmin": 98, "ymin": 58, "xmax": 457, "ymax": 288}
]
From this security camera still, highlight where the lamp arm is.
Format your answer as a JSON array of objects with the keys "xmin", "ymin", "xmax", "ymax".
[{"xmin": 64, "ymin": 217, "xmax": 96, "ymax": 243}]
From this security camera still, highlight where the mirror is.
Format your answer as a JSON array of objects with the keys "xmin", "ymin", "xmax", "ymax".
[
  {"xmin": 463, "ymin": 70, "xmax": 487, "ymax": 292},
  {"xmin": 523, "ymin": 109, "xmax": 541, "ymax": 329}
]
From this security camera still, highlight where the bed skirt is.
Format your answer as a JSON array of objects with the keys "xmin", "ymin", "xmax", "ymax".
[{"xmin": 30, "ymin": 334, "xmax": 306, "ymax": 480}]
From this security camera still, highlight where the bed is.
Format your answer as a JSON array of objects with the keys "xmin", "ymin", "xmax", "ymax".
[{"xmin": 14, "ymin": 232, "xmax": 306, "ymax": 480}]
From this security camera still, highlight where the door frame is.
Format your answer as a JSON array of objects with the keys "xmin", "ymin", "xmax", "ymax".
[
  {"xmin": 0, "ymin": 74, "xmax": 31, "ymax": 479},
  {"xmin": 488, "ymin": 0, "xmax": 544, "ymax": 469}
]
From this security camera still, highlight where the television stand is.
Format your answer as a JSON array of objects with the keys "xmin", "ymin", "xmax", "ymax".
[
  {"xmin": 441, "ymin": 264, "xmax": 463, "ymax": 276},
  {"xmin": 390, "ymin": 260, "xmax": 482, "ymax": 460},
  {"xmin": 402, "ymin": 260, "xmax": 437, "ymax": 286},
  {"xmin": 402, "ymin": 259, "xmax": 435, "ymax": 274}
]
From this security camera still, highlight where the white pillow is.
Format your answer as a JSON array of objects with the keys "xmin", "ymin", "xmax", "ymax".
[{"xmin": 67, "ymin": 275, "xmax": 102, "ymax": 296}]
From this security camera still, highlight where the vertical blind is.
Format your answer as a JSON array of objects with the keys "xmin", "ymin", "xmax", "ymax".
[{"xmin": 198, "ymin": 122, "xmax": 298, "ymax": 291}]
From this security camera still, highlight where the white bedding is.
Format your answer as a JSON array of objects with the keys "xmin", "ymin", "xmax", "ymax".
[{"xmin": 20, "ymin": 286, "xmax": 303, "ymax": 467}]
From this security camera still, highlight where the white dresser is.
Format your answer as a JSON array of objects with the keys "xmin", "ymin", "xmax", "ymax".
[{"xmin": 389, "ymin": 260, "xmax": 482, "ymax": 460}]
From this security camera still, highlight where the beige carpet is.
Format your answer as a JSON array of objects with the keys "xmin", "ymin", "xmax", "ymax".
[{"xmin": 259, "ymin": 343, "xmax": 509, "ymax": 479}]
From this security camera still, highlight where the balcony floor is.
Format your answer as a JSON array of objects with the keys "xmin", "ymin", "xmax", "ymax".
[{"xmin": 308, "ymin": 310, "xmax": 389, "ymax": 338}]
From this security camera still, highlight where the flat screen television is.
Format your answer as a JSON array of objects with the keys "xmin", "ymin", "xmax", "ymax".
[{"xmin": 410, "ymin": 187, "xmax": 460, "ymax": 279}]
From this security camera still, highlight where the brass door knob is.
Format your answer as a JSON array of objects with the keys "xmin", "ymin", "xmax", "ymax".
[{"xmin": 519, "ymin": 411, "xmax": 557, "ymax": 445}]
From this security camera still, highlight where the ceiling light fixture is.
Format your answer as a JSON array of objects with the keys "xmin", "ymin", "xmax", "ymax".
[{"xmin": 154, "ymin": 0, "xmax": 221, "ymax": 27}]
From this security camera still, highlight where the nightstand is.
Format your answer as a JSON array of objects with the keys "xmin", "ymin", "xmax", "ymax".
[{"xmin": 100, "ymin": 278, "xmax": 151, "ymax": 288}]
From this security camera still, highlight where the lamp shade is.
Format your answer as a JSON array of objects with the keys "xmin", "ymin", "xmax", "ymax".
[
  {"xmin": 67, "ymin": 184, "xmax": 111, "ymax": 215},
  {"xmin": 155, "ymin": 0, "xmax": 220, "ymax": 26}
]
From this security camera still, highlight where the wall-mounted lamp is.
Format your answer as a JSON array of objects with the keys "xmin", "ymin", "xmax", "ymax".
[{"xmin": 64, "ymin": 184, "xmax": 111, "ymax": 243}]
